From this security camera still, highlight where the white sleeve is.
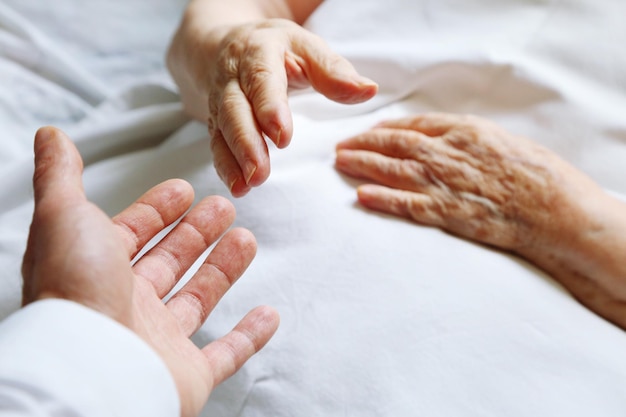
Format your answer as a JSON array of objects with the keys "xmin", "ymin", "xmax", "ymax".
[{"xmin": 0, "ymin": 299, "xmax": 180, "ymax": 416}]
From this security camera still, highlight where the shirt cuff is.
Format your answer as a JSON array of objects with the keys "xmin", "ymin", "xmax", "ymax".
[{"xmin": 0, "ymin": 299, "xmax": 180, "ymax": 417}]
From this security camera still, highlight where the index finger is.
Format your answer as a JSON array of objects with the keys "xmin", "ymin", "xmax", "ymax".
[
  {"xmin": 376, "ymin": 113, "xmax": 471, "ymax": 137},
  {"xmin": 293, "ymin": 32, "xmax": 378, "ymax": 104},
  {"xmin": 112, "ymin": 179, "xmax": 195, "ymax": 260}
]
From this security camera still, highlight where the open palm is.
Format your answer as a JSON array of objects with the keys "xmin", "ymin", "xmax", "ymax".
[{"xmin": 22, "ymin": 127, "xmax": 279, "ymax": 417}]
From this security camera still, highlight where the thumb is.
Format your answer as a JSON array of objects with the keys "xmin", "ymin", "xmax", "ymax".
[
  {"xmin": 22, "ymin": 127, "xmax": 85, "ymax": 304},
  {"xmin": 32, "ymin": 126, "xmax": 85, "ymax": 206}
]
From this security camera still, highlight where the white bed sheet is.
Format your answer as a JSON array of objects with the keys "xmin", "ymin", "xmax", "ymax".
[{"xmin": 1, "ymin": 0, "xmax": 626, "ymax": 416}]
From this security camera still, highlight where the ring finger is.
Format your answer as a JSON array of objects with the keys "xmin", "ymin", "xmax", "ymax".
[{"xmin": 131, "ymin": 195, "xmax": 236, "ymax": 298}]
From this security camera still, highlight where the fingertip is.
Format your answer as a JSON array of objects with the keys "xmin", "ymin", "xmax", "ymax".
[
  {"xmin": 233, "ymin": 225, "xmax": 257, "ymax": 242},
  {"xmin": 249, "ymin": 305, "xmax": 281, "ymax": 340},
  {"xmin": 273, "ymin": 124, "xmax": 292, "ymax": 150},
  {"xmin": 320, "ymin": 80, "xmax": 378, "ymax": 105},
  {"xmin": 167, "ymin": 177, "xmax": 194, "ymax": 192},
  {"xmin": 32, "ymin": 125, "xmax": 83, "ymax": 202},
  {"xmin": 160, "ymin": 178, "xmax": 195, "ymax": 204},
  {"xmin": 349, "ymin": 75, "xmax": 379, "ymax": 103},
  {"xmin": 34, "ymin": 125, "xmax": 72, "ymax": 160},
  {"xmin": 210, "ymin": 193, "xmax": 235, "ymax": 209},
  {"xmin": 228, "ymin": 226, "xmax": 258, "ymax": 256},
  {"xmin": 34, "ymin": 125, "xmax": 57, "ymax": 148},
  {"xmin": 203, "ymin": 194, "xmax": 237, "ymax": 222},
  {"xmin": 259, "ymin": 107, "xmax": 293, "ymax": 150},
  {"xmin": 334, "ymin": 148, "xmax": 349, "ymax": 168},
  {"xmin": 352, "ymin": 74, "xmax": 378, "ymax": 88},
  {"xmin": 229, "ymin": 176, "xmax": 252, "ymax": 198},
  {"xmin": 309, "ymin": 56, "xmax": 378, "ymax": 104},
  {"xmin": 356, "ymin": 184, "xmax": 376, "ymax": 201},
  {"xmin": 244, "ymin": 161, "xmax": 270, "ymax": 189}
]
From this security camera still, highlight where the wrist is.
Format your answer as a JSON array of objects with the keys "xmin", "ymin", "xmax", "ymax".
[
  {"xmin": 518, "ymin": 185, "xmax": 626, "ymax": 328},
  {"xmin": 166, "ymin": 14, "xmax": 225, "ymax": 121}
]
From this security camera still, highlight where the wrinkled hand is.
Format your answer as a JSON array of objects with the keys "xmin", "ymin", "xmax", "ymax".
[
  {"xmin": 335, "ymin": 113, "xmax": 601, "ymax": 254},
  {"xmin": 336, "ymin": 113, "xmax": 626, "ymax": 329},
  {"xmin": 171, "ymin": 18, "xmax": 377, "ymax": 196},
  {"xmin": 22, "ymin": 127, "xmax": 280, "ymax": 417}
]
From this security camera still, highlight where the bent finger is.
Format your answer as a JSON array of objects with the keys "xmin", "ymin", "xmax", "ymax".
[
  {"xmin": 237, "ymin": 37, "xmax": 293, "ymax": 149},
  {"xmin": 202, "ymin": 305, "xmax": 280, "ymax": 389},
  {"xmin": 218, "ymin": 80, "xmax": 270, "ymax": 188},
  {"xmin": 112, "ymin": 179, "xmax": 195, "ymax": 259},
  {"xmin": 210, "ymin": 128, "xmax": 251, "ymax": 197},
  {"xmin": 166, "ymin": 227, "xmax": 257, "ymax": 336}
]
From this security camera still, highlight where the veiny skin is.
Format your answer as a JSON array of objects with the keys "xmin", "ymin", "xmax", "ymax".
[{"xmin": 336, "ymin": 113, "xmax": 626, "ymax": 329}]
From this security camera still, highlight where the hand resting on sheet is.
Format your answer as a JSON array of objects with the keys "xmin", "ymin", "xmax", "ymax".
[
  {"xmin": 335, "ymin": 112, "xmax": 626, "ymax": 330},
  {"xmin": 167, "ymin": 0, "xmax": 377, "ymax": 196},
  {"xmin": 21, "ymin": 127, "xmax": 280, "ymax": 417}
]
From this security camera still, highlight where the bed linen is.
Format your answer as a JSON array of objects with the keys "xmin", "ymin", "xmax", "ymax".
[{"xmin": 1, "ymin": 0, "xmax": 626, "ymax": 416}]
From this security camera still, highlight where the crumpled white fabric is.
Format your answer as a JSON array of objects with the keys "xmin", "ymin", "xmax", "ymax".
[{"xmin": 1, "ymin": 0, "xmax": 626, "ymax": 416}]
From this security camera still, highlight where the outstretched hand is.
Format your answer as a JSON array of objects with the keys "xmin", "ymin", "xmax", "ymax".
[
  {"xmin": 22, "ymin": 127, "xmax": 280, "ymax": 417},
  {"xmin": 169, "ymin": 15, "xmax": 377, "ymax": 196}
]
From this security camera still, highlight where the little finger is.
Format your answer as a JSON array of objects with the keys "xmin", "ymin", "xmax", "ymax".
[{"xmin": 202, "ymin": 305, "xmax": 280, "ymax": 389}]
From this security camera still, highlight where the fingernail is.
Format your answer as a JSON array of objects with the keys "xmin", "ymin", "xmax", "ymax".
[
  {"xmin": 33, "ymin": 126, "xmax": 58, "ymax": 155},
  {"xmin": 274, "ymin": 127, "xmax": 283, "ymax": 148},
  {"xmin": 229, "ymin": 177, "xmax": 251, "ymax": 198},
  {"xmin": 352, "ymin": 74, "xmax": 377, "ymax": 87},
  {"xmin": 35, "ymin": 126, "xmax": 54, "ymax": 143},
  {"xmin": 243, "ymin": 160, "xmax": 257, "ymax": 185},
  {"xmin": 228, "ymin": 176, "xmax": 239, "ymax": 193}
]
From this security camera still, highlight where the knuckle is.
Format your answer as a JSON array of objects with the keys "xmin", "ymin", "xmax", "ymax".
[{"xmin": 241, "ymin": 65, "xmax": 275, "ymax": 99}]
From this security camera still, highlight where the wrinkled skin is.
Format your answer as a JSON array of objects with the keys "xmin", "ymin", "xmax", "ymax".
[
  {"xmin": 22, "ymin": 127, "xmax": 280, "ymax": 417},
  {"xmin": 168, "ymin": 16, "xmax": 377, "ymax": 196},
  {"xmin": 335, "ymin": 113, "xmax": 583, "ymax": 251},
  {"xmin": 336, "ymin": 113, "xmax": 626, "ymax": 329}
]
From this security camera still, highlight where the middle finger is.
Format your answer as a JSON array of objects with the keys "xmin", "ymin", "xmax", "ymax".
[
  {"xmin": 335, "ymin": 149, "xmax": 430, "ymax": 191},
  {"xmin": 218, "ymin": 80, "xmax": 270, "ymax": 188},
  {"xmin": 132, "ymin": 195, "xmax": 236, "ymax": 298}
]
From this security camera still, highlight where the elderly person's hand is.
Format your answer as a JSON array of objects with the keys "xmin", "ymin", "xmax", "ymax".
[
  {"xmin": 167, "ymin": 0, "xmax": 378, "ymax": 197},
  {"xmin": 22, "ymin": 126, "xmax": 280, "ymax": 417},
  {"xmin": 336, "ymin": 113, "xmax": 626, "ymax": 329}
]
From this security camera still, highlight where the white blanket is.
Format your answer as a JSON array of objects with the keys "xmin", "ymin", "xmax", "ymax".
[{"xmin": 2, "ymin": 0, "xmax": 626, "ymax": 415}]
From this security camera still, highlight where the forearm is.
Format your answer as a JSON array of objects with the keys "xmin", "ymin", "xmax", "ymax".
[
  {"xmin": 166, "ymin": 0, "xmax": 322, "ymax": 121},
  {"xmin": 519, "ymin": 188, "xmax": 626, "ymax": 329}
]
